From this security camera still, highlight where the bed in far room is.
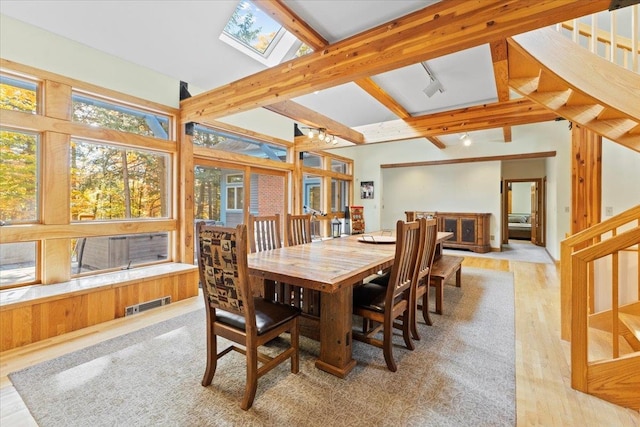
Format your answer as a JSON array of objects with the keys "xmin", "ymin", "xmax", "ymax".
[{"xmin": 508, "ymin": 213, "xmax": 532, "ymax": 240}]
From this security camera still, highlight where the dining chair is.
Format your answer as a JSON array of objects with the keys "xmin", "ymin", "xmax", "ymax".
[
  {"xmin": 286, "ymin": 213, "xmax": 313, "ymax": 246},
  {"xmin": 410, "ymin": 218, "xmax": 438, "ymax": 340},
  {"xmin": 196, "ymin": 222, "xmax": 300, "ymax": 410},
  {"xmin": 248, "ymin": 213, "xmax": 282, "ymax": 301},
  {"xmin": 352, "ymin": 219, "xmax": 423, "ymax": 372},
  {"xmin": 285, "ymin": 213, "xmax": 320, "ymax": 316}
]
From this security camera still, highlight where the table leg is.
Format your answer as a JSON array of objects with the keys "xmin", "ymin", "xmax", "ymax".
[{"xmin": 315, "ymin": 285, "xmax": 357, "ymax": 378}]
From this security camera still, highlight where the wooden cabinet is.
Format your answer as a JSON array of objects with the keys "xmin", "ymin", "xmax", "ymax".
[
  {"xmin": 348, "ymin": 205, "xmax": 365, "ymax": 234},
  {"xmin": 435, "ymin": 212, "xmax": 491, "ymax": 253}
]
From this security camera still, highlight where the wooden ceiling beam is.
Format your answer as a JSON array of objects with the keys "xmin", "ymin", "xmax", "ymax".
[
  {"xmin": 264, "ymin": 100, "xmax": 365, "ymax": 144},
  {"xmin": 356, "ymin": 99, "xmax": 558, "ymax": 143},
  {"xmin": 490, "ymin": 39, "xmax": 513, "ymax": 142},
  {"xmin": 259, "ymin": 0, "xmax": 411, "ymax": 146},
  {"xmin": 181, "ymin": 0, "xmax": 610, "ymax": 123}
]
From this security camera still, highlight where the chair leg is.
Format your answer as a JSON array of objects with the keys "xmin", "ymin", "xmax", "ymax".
[
  {"xmin": 402, "ymin": 309, "xmax": 414, "ymax": 351},
  {"xmin": 201, "ymin": 323, "xmax": 217, "ymax": 387},
  {"xmin": 409, "ymin": 288, "xmax": 421, "ymax": 341},
  {"xmin": 382, "ymin": 321, "xmax": 397, "ymax": 372},
  {"xmin": 422, "ymin": 289, "xmax": 432, "ymax": 326},
  {"xmin": 241, "ymin": 346, "xmax": 259, "ymax": 411},
  {"xmin": 291, "ymin": 318, "xmax": 300, "ymax": 373}
]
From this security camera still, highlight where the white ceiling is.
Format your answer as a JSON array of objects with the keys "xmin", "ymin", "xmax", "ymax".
[{"xmin": 0, "ymin": 0, "xmax": 501, "ymax": 145}]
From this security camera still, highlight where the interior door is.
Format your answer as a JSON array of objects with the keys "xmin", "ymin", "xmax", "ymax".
[{"xmin": 530, "ymin": 181, "xmax": 539, "ymax": 245}]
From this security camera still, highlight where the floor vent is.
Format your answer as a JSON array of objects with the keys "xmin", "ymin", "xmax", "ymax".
[{"xmin": 125, "ymin": 296, "xmax": 171, "ymax": 316}]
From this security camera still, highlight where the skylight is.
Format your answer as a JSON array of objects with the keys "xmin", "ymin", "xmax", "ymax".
[{"xmin": 221, "ymin": 0, "xmax": 312, "ymax": 67}]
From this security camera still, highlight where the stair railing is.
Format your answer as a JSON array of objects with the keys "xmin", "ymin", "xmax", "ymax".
[
  {"xmin": 557, "ymin": 4, "xmax": 639, "ymax": 73},
  {"xmin": 560, "ymin": 205, "xmax": 640, "ymax": 394},
  {"xmin": 561, "ymin": 205, "xmax": 640, "ymax": 341}
]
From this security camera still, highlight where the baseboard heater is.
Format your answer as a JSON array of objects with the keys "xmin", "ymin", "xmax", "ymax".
[{"xmin": 125, "ymin": 296, "xmax": 171, "ymax": 316}]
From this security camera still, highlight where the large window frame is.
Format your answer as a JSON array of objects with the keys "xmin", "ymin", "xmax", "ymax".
[{"xmin": 0, "ymin": 65, "xmax": 178, "ymax": 289}]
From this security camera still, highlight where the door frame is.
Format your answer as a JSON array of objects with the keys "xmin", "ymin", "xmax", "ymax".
[{"xmin": 501, "ymin": 177, "xmax": 546, "ymax": 246}]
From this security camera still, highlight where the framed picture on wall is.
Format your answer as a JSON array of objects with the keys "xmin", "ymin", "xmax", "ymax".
[{"xmin": 360, "ymin": 181, "xmax": 374, "ymax": 199}]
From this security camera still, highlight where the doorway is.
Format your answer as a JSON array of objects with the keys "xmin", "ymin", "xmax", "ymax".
[{"xmin": 501, "ymin": 178, "xmax": 546, "ymax": 247}]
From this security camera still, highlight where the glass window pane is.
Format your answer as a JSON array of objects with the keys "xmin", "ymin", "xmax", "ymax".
[
  {"xmin": 302, "ymin": 152, "xmax": 322, "ymax": 169},
  {"xmin": 72, "ymin": 233, "xmax": 168, "ymax": 274},
  {"xmin": 0, "ymin": 242, "xmax": 37, "ymax": 288},
  {"xmin": 0, "ymin": 129, "xmax": 38, "ymax": 223},
  {"xmin": 224, "ymin": 1, "xmax": 283, "ymax": 55},
  {"xmin": 70, "ymin": 140, "xmax": 170, "ymax": 220},
  {"xmin": 0, "ymin": 75, "xmax": 38, "ymax": 113},
  {"xmin": 72, "ymin": 93, "xmax": 170, "ymax": 139},
  {"xmin": 192, "ymin": 125, "xmax": 287, "ymax": 161},
  {"xmin": 331, "ymin": 159, "xmax": 348, "ymax": 174},
  {"xmin": 249, "ymin": 172, "xmax": 285, "ymax": 218},
  {"xmin": 331, "ymin": 178, "xmax": 350, "ymax": 214},
  {"xmin": 194, "ymin": 165, "xmax": 244, "ymax": 227},
  {"xmin": 303, "ymin": 174, "xmax": 322, "ymax": 213}
]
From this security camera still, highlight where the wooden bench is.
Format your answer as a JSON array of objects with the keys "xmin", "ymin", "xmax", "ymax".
[{"xmin": 429, "ymin": 255, "xmax": 463, "ymax": 315}]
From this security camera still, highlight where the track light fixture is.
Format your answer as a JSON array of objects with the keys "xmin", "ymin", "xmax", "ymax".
[
  {"xmin": 421, "ymin": 61, "xmax": 444, "ymax": 98},
  {"xmin": 299, "ymin": 126, "xmax": 339, "ymax": 145}
]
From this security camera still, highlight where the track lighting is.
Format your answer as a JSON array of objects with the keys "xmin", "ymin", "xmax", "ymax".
[
  {"xmin": 298, "ymin": 125, "xmax": 339, "ymax": 145},
  {"xmin": 459, "ymin": 133, "xmax": 472, "ymax": 146}
]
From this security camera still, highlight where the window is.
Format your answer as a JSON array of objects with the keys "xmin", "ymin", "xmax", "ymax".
[
  {"xmin": 0, "ymin": 129, "xmax": 39, "ymax": 223},
  {"xmin": 303, "ymin": 174, "xmax": 321, "ymax": 213},
  {"xmin": 0, "ymin": 242, "xmax": 37, "ymax": 288},
  {"xmin": 73, "ymin": 233, "xmax": 169, "ymax": 274},
  {"xmin": 221, "ymin": 0, "xmax": 312, "ymax": 67},
  {"xmin": 331, "ymin": 159, "xmax": 349, "ymax": 174},
  {"xmin": 0, "ymin": 74, "xmax": 38, "ymax": 113},
  {"xmin": 192, "ymin": 124, "xmax": 287, "ymax": 161},
  {"xmin": 331, "ymin": 178, "xmax": 350, "ymax": 214},
  {"xmin": 302, "ymin": 152, "xmax": 322, "ymax": 169},
  {"xmin": 72, "ymin": 93, "xmax": 170, "ymax": 139},
  {"xmin": 227, "ymin": 174, "xmax": 244, "ymax": 211},
  {"xmin": 70, "ymin": 140, "xmax": 170, "ymax": 220}
]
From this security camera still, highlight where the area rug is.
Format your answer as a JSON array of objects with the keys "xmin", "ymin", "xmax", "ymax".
[
  {"xmin": 444, "ymin": 240, "xmax": 554, "ymax": 264},
  {"xmin": 9, "ymin": 268, "xmax": 515, "ymax": 427}
]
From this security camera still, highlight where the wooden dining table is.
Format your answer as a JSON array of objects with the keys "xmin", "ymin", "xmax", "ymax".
[{"xmin": 247, "ymin": 231, "xmax": 453, "ymax": 378}]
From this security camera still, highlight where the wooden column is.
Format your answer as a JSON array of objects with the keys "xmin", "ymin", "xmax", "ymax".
[
  {"xmin": 570, "ymin": 125, "xmax": 602, "ymax": 315},
  {"xmin": 41, "ymin": 80, "xmax": 72, "ymax": 284},
  {"xmin": 571, "ymin": 125, "xmax": 602, "ymax": 234}
]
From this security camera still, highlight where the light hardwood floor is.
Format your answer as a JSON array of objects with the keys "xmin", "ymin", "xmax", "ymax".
[{"xmin": 1, "ymin": 257, "xmax": 639, "ymax": 426}]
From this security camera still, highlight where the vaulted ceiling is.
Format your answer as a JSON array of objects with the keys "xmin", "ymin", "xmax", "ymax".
[{"xmin": 1, "ymin": 0, "xmax": 613, "ymax": 149}]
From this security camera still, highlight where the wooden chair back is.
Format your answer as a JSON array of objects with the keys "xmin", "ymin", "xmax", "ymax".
[
  {"xmin": 248, "ymin": 213, "xmax": 282, "ymax": 253},
  {"xmin": 385, "ymin": 219, "xmax": 423, "ymax": 305},
  {"xmin": 352, "ymin": 219, "xmax": 422, "ymax": 372},
  {"xmin": 286, "ymin": 214, "xmax": 313, "ymax": 246},
  {"xmin": 416, "ymin": 218, "xmax": 438, "ymax": 282},
  {"xmin": 410, "ymin": 218, "xmax": 438, "ymax": 338}
]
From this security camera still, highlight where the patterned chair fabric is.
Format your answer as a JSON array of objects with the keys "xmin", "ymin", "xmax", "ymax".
[{"xmin": 198, "ymin": 226, "xmax": 244, "ymax": 313}]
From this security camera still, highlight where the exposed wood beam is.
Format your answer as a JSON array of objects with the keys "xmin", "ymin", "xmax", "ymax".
[
  {"xmin": 264, "ymin": 100, "xmax": 364, "ymax": 144},
  {"xmin": 490, "ymin": 39, "xmax": 513, "ymax": 142},
  {"xmin": 181, "ymin": 0, "xmax": 610, "ymax": 123},
  {"xmin": 256, "ymin": 0, "xmax": 328, "ymax": 47},
  {"xmin": 426, "ymin": 136, "xmax": 446, "ymax": 149},
  {"xmin": 356, "ymin": 99, "xmax": 558, "ymax": 144},
  {"xmin": 354, "ymin": 76, "xmax": 411, "ymax": 119},
  {"xmin": 259, "ymin": 0, "xmax": 412, "ymax": 120},
  {"xmin": 259, "ymin": 0, "xmax": 410, "ymax": 146}
]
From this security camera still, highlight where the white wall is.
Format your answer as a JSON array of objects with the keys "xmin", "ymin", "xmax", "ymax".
[
  {"xmin": 382, "ymin": 162, "xmax": 501, "ymax": 245},
  {"xmin": 510, "ymin": 182, "xmax": 532, "ymax": 214},
  {"xmin": 334, "ymin": 121, "xmax": 576, "ymax": 258}
]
